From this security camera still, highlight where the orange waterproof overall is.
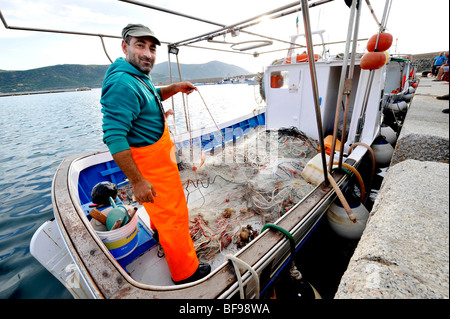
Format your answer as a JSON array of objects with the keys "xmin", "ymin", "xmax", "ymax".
[{"xmin": 130, "ymin": 124, "xmax": 199, "ymax": 282}]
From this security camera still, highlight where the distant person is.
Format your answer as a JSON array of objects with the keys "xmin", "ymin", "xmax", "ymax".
[
  {"xmin": 434, "ymin": 51, "xmax": 449, "ymax": 82},
  {"xmin": 431, "ymin": 52, "xmax": 446, "ymax": 76},
  {"xmin": 100, "ymin": 23, "xmax": 211, "ymax": 284}
]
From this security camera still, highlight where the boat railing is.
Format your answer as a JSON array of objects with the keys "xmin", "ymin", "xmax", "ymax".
[{"xmin": 286, "ymin": 29, "xmax": 327, "ymax": 61}]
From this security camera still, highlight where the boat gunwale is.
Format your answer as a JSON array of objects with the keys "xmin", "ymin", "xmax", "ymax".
[{"xmin": 52, "ymin": 142, "xmax": 358, "ymax": 298}]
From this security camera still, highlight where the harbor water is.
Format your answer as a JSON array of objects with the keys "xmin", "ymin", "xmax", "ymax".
[{"xmin": 0, "ymin": 83, "xmax": 262, "ymax": 299}]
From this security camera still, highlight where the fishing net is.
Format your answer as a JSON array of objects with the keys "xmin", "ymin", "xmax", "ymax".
[{"xmin": 176, "ymin": 126, "xmax": 319, "ymax": 264}]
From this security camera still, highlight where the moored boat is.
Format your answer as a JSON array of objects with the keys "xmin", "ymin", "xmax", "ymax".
[{"xmin": 19, "ymin": 0, "xmax": 418, "ymax": 299}]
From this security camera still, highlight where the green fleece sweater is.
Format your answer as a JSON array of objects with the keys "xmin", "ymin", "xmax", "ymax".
[{"xmin": 101, "ymin": 57, "xmax": 164, "ymax": 155}]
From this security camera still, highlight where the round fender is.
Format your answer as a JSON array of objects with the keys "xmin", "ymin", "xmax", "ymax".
[
  {"xmin": 360, "ymin": 52, "xmax": 387, "ymax": 70},
  {"xmin": 367, "ymin": 32, "xmax": 393, "ymax": 52}
]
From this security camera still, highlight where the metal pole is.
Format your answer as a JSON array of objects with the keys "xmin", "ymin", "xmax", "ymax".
[
  {"xmin": 120, "ymin": 0, "xmax": 305, "ymax": 48},
  {"xmin": 355, "ymin": 70, "xmax": 375, "ymax": 142},
  {"xmin": 174, "ymin": 54, "xmax": 190, "ymax": 133},
  {"xmin": 364, "ymin": 0, "xmax": 381, "ymax": 28},
  {"xmin": 170, "ymin": 1, "xmax": 301, "ymax": 47},
  {"xmin": 355, "ymin": 0, "xmax": 392, "ymax": 142},
  {"xmin": 167, "ymin": 51, "xmax": 177, "ymax": 135},
  {"xmin": 171, "ymin": 0, "xmax": 334, "ymax": 48},
  {"xmin": 119, "ymin": 0, "xmax": 225, "ymax": 27},
  {"xmin": 299, "ymin": 0, "xmax": 328, "ymax": 186},
  {"xmin": 1, "ymin": 11, "xmax": 121, "ymax": 39},
  {"xmin": 338, "ymin": 0, "xmax": 362, "ymax": 168},
  {"xmin": 327, "ymin": 0, "xmax": 357, "ymax": 173}
]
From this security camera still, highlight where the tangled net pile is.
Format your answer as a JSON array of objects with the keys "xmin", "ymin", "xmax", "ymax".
[{"xmin": 177, "ymin": 126, "xmax": 319, "ymax": 263}]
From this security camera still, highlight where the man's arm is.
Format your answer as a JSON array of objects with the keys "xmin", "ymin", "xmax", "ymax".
[
  {"xmin": 112, "ymin": 149, "xmax": 157, "ymax": 204},
  {"xmin": 159, "ymin": 81, "xmax": 197, "ymax": 101}
]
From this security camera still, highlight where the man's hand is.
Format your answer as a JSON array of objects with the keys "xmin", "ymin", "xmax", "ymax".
[
  {"xmin": 160, "ymin": 81, "xmax": 197, "ymax": 100},
  {"xmin": 112, "ymin": 149, "xmax": 157, "ymax": 204},
  {"xmin": 178, "ymin": 81, "xmax": 197, "ymax": 95},
  {"xmin": 132, "ymin": 179, "xmax": 158, "ymax": 204},
  {"xmin": 165, "ymin": 109, "xmax": 174, "ymax": 118}
]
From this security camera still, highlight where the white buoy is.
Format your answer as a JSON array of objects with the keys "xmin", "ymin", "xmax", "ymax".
[
  {"xmin": 402, "ymin": 93, "xmax": 413, "ymax": 102},
  {"xmin": 407, "ymin": 87, "xmax": 416, "ymax": 94},
  {"xmin": 386, "ymin": 100, "xmax": 408, "ymax": 113},
  {"xmin": 380, "ymin": 124, "xmax": 397, "ymax": 145},
  {"xmin": 389, "ymin": 93, "xmax": 403, "ymax": 102},
  {"xmin": 327, "ymin": 200, "xmax": 369, "ymax": 240},
  {"xmin": 372, "ymin": 136, "xmax": 394, "ymax": 167}
]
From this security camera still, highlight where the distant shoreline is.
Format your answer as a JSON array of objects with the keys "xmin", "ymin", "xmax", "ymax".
[
  {"xmin": 0, "ymin": 87, "xmax": 92, "ymax": 97},
  {"xmin": 0, "ymin": 73, "xmax": 258, "ymax": 97}
]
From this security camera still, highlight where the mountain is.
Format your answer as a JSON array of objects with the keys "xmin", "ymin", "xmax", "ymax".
[
  {"xmin": 0, "ymin": 65, "xmax": 109, "ymax": 94},
  {"xmin": 152, "ymin": 61, "xmax": 251, "ymax": 82},
  {"xmin": 0, "ymin": 61, "xmax": 251, "ymax": 94}
]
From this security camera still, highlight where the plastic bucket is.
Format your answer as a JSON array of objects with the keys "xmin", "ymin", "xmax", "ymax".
[{"xmin": 91, "ymin": 212, "xmax": 139, "ymax": 260}]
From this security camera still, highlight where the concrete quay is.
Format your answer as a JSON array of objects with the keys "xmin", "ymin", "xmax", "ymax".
[{"xmin": 335, "ymin": 77, "xmax": 449, "ymax": 299}]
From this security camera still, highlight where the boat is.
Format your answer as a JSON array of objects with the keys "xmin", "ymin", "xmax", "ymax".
[{"xmin": 11, "ymin": 0, "xmax": 416, "ymax": 299}]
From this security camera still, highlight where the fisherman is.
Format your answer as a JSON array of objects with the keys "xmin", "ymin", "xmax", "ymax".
[{"xmin": 100, "ymin": 23, "xmax": 211, "ymax": 284}]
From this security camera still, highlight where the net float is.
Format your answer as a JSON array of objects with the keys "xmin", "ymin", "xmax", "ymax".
[
  {"xmin": 367, "ymin": 32, "xmax": 393, "ymax": 52},
  {"xmin": 360, "ymin": 52, "xmax": 388, "ymax": 70}
]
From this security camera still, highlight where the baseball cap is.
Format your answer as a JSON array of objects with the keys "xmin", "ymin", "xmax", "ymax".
[{"xmin": 122, "ymin": 24, "xmax": 161, "ymax": 46}]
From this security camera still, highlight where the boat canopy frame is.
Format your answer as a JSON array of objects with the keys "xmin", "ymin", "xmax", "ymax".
[{"xmin": 0, "ymin": 0, "xmax": 380, "ymax": 61}]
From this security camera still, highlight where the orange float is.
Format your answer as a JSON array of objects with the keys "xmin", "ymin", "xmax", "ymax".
[
  {"xmin": 360, "ymin": 52, "xmax": 387, "ymax": 70},
  {"xmin": 286, "ymin": 53, "xmax": 321, "ymax": 64},
  {"xmin": 296, "ymin": 53, "xmax": 321, "ymax": 63},
  {"xmin": 366, "ymin": 32, "xmax": 393, "ymax": 52}
]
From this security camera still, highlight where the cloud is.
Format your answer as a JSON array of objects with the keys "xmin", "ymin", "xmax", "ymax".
[{"xmin": 0, "ymin": 0, "xmax": 448, "ymax": 72}]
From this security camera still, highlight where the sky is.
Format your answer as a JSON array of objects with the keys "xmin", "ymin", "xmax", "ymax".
[{"xmin": 0, "ymin": 0, "xmax": 449, "ymax": 73}]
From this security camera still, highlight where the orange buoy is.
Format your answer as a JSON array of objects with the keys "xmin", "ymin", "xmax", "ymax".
[
  {"xmin": 366, "ymin": 32, "xmax": 393, "ymax": 52},
  {"xmin": 360, "ymin": 52, "xmax": 387, "ymax": 70},
  {"xmin": 296, "ymin": 53, "xmax": 321, "ymax": 63}
]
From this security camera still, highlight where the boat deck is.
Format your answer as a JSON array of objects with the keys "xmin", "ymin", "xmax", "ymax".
[{"xmin": 335, "ymin": 77, "xmax": 449, "ymax": 299}]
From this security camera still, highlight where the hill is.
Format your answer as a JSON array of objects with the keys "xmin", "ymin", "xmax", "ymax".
[
  {"xmin": 0, "ymin": 61, "xmax": 250, "ymax": 94},
  {"xmin": 0, "ymin": 65, "xmax": 109, "ymax": 94},
  {"xmin": 152, "ymin": 61, "xmax": 251, "ymax": 82}
]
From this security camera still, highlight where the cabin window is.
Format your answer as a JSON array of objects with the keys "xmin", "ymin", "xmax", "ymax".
[{"xmin": 270, "ymin": 71, "xmax": 289, "ymax": 89}]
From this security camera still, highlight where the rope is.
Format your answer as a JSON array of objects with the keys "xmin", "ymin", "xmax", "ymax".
[
  {"xmin": 348, "ymin": 142, "xmax": 376, "ymax": 204},
  {"xmin": 197, "ymin": 89, "xmax": 226, "ymax": 147},
  {"xmin": 226, "ymin": 254, "xmax": 260, "ymax": 299},
  {"xmin": 99, "ymin": 36, "xmax": 113, "ymax": 64},
  {"xmin": 261, "ymin": 224, "xmax": 304, "ymax": 282}
]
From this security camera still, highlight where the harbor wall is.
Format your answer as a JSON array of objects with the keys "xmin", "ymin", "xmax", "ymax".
[
  {"xmin": 411, "ymin": 52, "xmax": 441, "ymax": 73},
  {"xmin": 334, "ymin": 77, "xmax": 449, "ymax": 299}
]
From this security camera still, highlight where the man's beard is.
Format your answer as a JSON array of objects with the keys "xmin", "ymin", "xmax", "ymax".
[{"xmin": 128, "ymin": 54, "xmax": 154, "ymax": 75}]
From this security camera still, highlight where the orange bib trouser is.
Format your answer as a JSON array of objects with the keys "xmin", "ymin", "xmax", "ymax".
[{"xmin": 130, "ymin": 124, "xmax": 199, "ymax": 282}]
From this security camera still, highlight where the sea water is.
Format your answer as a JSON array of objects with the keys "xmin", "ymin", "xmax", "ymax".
[{"xmin": 0, "ymin": 84, "xmax": 263, "ymax": 299}]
